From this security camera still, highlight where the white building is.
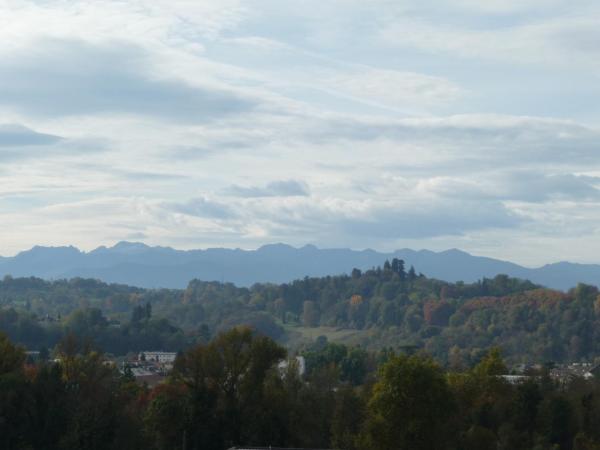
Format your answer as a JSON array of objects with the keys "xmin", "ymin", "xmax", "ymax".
[
  {"xmin": 139, "ymin": 351, "xmax": 177, "ymax": 363},
  {"xmin": 278, "ymin": 355, "xmax": 306, "ymax": 377}
]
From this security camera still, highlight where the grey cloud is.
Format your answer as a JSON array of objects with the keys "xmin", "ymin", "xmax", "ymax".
[
  {"xmin": 311, "ymin": 115, "xmax": 591, "ymax": 144},
  {"xmin": 502, "ymin": 173, "xmax": 600, "ymax": 202},
  {"xmin": 72, "ymin": 164, "xmax": 184, "ymax": 181},
  {"xmin": 0, "ymin": 39, "xmax": 256, "ymax": 121},
  {"xmin": 171, "ymin": 146, "xmax": 217, "ymax": 160},
  {"xmin": 170, "ymin": 138, "xmax": 262, "ymax": 161},
  {"xmin": 249, "ymin": 196, "xmax": 522, "ymax": 240},
  {"xmin": 308, "ymin": 115, "xmax": 600, "ymax": 167},
  {"xmin": 0, "ymin": 131, "xmax": 106, "ymax": 162},
  {"xmin": 332, "ymin": 201, "xmax": 522, "ymax": 239},
  {"xmin": 0, "ymin": 123, "xmax": 83, "ymax": 162},
  {"xmin": 557, "ymin": 25, "xmax": 600, "ymax": 56},
  {"xmin": 161, "ymin": 192, "xmax": 519, "ymax": 242},
  {"xmin": 166, "ymin": 197, "xmax": 236, "ymax": 219},
  {"xmin": 425, "ymin": 172, "xmax": 600, "ymax": 203},
  {"xmin": 225, "ymin": 180, "xmax": 309, "ymax": 197},
  {"xmin": 0, "ymin": 124, "xmax": 62, "ymax": 147},
  {"xmin": 112, "ymin": 170, "xmax": 184, "ymax": 182}
]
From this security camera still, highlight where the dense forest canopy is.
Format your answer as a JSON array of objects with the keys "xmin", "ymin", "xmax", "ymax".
[
  {"xmin": 3, "ymin": 328, "xmax": 600, "ymax": 450},
  {"xmin": 1, "ymin": 260, "xmax": 599, "ymax": 365}
]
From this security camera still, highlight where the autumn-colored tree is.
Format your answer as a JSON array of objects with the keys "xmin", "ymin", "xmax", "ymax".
[
  {"xmin": 302, "ymin": 301, "xmax": 320, "ymax": 327},
  {"xmin": 423, "ymin": 300, "xmax": 454, "ymax": 326}
]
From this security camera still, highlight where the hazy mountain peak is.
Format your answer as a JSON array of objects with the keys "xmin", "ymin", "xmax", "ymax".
[
  {"xmin": 111, "ymin": 241, "xmax": 151, "ymax": 251},
  {"xmin": 441, "ymin": 248, "xmax": 469, "ymax": 256},
  {"xmin": 257, "ymin": 243, "xmax": 295, "ymax": 252},
  {"xmin": 17, "ymin": 245, "xmax": 81, "ymax": 257}
]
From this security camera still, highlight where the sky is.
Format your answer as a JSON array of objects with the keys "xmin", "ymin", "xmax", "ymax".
[{"xmin": 1, "ymin": 0, "xmax": 600, "ymax": 266}]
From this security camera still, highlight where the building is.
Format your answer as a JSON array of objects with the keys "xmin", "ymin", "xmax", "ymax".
[
  {"xmin": 139, "ymin": 351, "xmax": 177, "ymax": 364},
  {"xmin": 278, "ymin": 356, "xmax": 306, "ymax": 377},
  {"xmin": 550, "ymin": 363, "xmax": 600, "ymax": 382},
  {"xmin": 130, "ymin": 367, "xmax": 166, "ymax": 387},
  {"xmin": 500, "ymin": 375, "xmax": 531, "ymax": 384}
]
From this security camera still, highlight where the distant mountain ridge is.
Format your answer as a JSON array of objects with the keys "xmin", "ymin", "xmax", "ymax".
[{"xmin": 0, "ymin": 242, "xmax": 598, "ymax": 290}]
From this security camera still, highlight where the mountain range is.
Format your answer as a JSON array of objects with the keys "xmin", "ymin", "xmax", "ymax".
[{"xmin": 0, "ymin": 242, "xmax": 598, "ymax": 290}]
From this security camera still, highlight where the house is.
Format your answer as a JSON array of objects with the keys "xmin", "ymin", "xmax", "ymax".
[
  {"xmin": 120, "ymin": 363, "xmax": 167, "ymax": 387},
  {"xmin": 500, "ymin": 375, "xmax": 531, "ymax": 384},
  {"xmin": 550, "ymin": 363, "xmax": 600, "ymax": 383},
  {"xmin": 139, "ymin": 351, "xmax": 177, "ymax": 364},
  {"xmin": 130, "ymin": 367, "xmax": 166, "ymax": 387},
  {"xmin": 277, "ymin": 356, "xmax": 306, "ymax": 377}
]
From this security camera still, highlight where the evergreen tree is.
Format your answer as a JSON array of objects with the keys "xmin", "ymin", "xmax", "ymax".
[{"xmin": 408, "ymin": 265, "xmax": 417, "ymax": 281}]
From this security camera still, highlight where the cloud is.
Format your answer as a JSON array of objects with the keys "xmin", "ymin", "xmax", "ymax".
[
  {"xmin": 417, "ymin": 172, "xmax": 600, "ymax": 203},
  {"xmin": 165, "ymin": 197, "xmax": 236, "ymax": 219},
  {"xmin": 378, "ymin": 13, "xmax": 600, "ymax": 68},
  {"xmin": 125, "ymin": 232, "xmax": 149, "ymax": 240},
  {"xmin": 496, "ymin": 173, "xmax": 600, "ymax": 202},
  {"xmin": 431, "ymin": 0, "xmax": 568, "ymax": 14},
  {"xmin": 1, "ymin": 0, "xmax": 600, "ymax": 266},
  {"xmin": 0, "ymin": 123, "xmax": 109, "ymax": 162},
  {"xmin": 324, "ymin": 67, "xmax": 463, "ymax": 109},
  {"xmin": 216, "ymin": 35, "xmax": 464, "ymax": 113},
  {"xmin": 304, "ymin": 114, "xmax": 600, "ymax": 170},
  {"xmin": 333, "ymin": 199, "xmax": 522, "ymax": 239},
  {"xmin": 0, "ymin": 39, "xmax": 257, "ymax": 121},
  {"xmin": 167, "ymin": 194, "xmax": 524, "ymax": 242},
  {"xmin": 0, "ymin": 124, "xmax": 62, "ymax": 147},
  {"xmin": 225, "ymin": 180, "xmax": 309, "ymax": 197}
]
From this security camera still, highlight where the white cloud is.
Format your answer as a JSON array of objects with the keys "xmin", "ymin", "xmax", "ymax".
[
  {"xmin": 225, "ymin": 180, "xmax": 310, "ymax": 198},
  {"xmin": 324, "ymin": 67, "xmax": 463, "ymax": 110},
  {"xmin": 378, "ymin": 14, "xmax": 600, "ymax": 69}
]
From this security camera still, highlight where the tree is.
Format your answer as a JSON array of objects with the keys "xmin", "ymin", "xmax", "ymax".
[
  {"xmin": 0, "ymin": 331, "xmax": 25, "ymax": 374},
  {"xmin": 423, "ymin": 300, "xmax": 454, "ymax": 327},
  {"xmin": 340, "ymin": 347, "xmax": 368, "ymax": 386},
  {"xmin": 302, "ymin": 301, "xmax": 320, "ymax": 327},
  {"xmin": 474, "ymin": 347, "xmax": 507, "ymax": 377},
  {"xmin": 144, "ymin": 384, "xmax": 190, "ymax": 450},
  {"xmin": 171, "ymin": 327, "xmax": 287, "ymax": 448},
  {"xmin": 408, "ymin": 265, "xmax": 417, "ymax": 282},
  {"xmin": 361, "ymin": 354, "xmax": 456, "ymax": 450},
  {"xmin": 331, "ymin": 386, "xmax": 365, "ymax": 450},
  {"xmin": 0, "ymin": 332, "xmax": 30, "ymax": 449},
  {"xmin": 58, "ymin": 349, "xmax": 122, "ymax": 450},
  {"xmin": 28, "ymin": 363, "xmax": 69, "ymax": 450},
  {"xmin": 574, "ymin": 284, "xmax": 599, "ymax": 303},
  {"xmin": 131, "ymin": 304, "xmax": 146, "ymax": 324},
  {"xmin": 539, "ymin": 395, "xmax": 575, "ymax": 449},
  {"xmin": 391, "ymin": 258, "xmax": 406, "ymax": 279}
]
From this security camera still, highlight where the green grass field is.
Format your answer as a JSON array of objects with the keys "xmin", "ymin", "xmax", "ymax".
[{"xmin": 282, "ymin": 324, "xmax": 369, "ymax": 348}]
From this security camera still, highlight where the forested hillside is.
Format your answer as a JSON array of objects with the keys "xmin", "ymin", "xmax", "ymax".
[
  {"xmin": 6, "ymin": 328, "xmax": 600, "ymax": 450},
  {"xmin": 1, "ymin": 260, "xmax": 600, "ymax": 364}
]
